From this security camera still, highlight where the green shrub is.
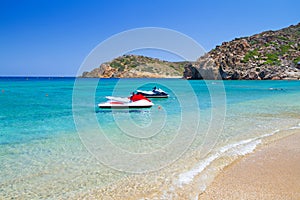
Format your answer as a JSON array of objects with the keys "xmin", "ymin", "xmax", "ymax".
[
  {"xmin": 293, "ymin": 57, "xmax": 300, "ymax": 64},
  {"xmin": 277, "ymin": 35, "xmax": 288, "ymax": 41},
  {"xmin": 266, "ymin": 53, "xmax": 278, "ymax": 60},
  {"xmin": 169, "ymin": 65, "xmax": 179, "ymax": 71},
  {"xmin": 129, "ymin": 64, "xmax": 137, "ymax": 68},
  {"xmin": 264, "ymin": 53, "xmax": 280, "ymax": 65},
  {"xmin": 110, "ymin": 61, "xmax": 122, "ymax": 68},
  {"xmin": 144, "ymin": 66, "xmax": 154, "ymax": 72},
  {"xmin": 242, "ymin": 49, "xmax": 259, "ymax": 63},
  {"xmin": 269, "ymin": 41, "xmax": 279, "ymax": 47},
  {"xmin": 118, "ymin": 65, "xmax": 125, "ymax": 72},
  {"xmin": 280, "ymin": 45, "xmax": 290, "ymax": 54},
  {"xmin": 249, "ymin": 40, "xmax": 257, "ymax": 45}
]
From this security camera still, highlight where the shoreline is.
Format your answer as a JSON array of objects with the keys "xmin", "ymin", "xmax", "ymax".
[
  {"xmin": 75, "ymin": 129, "xmax": 300, "ymax": 199},
  {"xmin": 200, "ymin": 130, "xmax": 300, "ymax": 200}
]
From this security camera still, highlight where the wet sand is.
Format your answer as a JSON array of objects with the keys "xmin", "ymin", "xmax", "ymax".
[{"xmin": 200, "ymin": 132, "xmax": 300, "ymax": 200}]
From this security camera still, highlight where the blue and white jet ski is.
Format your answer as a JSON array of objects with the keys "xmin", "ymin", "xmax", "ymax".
[{"xmin": 136, "ymin": 87, "xmax": 169, "ymax": 98}]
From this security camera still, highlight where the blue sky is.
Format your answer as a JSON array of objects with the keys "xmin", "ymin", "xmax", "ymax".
[{"xmin": 1, "ymin": 0, "xmax": 299, "ymax": 76}]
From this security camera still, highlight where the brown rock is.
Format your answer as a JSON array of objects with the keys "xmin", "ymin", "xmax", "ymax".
[{"xmin": 272, "ymin": 76, "xmax": 281, "ymax": 80}]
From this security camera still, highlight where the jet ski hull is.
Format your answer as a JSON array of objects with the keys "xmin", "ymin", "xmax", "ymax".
[
  {"xmin": 99, "ymin": 104, "xmax": 153, "ymax": 109},
  {"xmin": 98, "ymin": 99, "xmax": 153, "ymax": 109},
  {"xmin": 136, "ymin": 93, "xmax": 169, "ymax": 98},
  {"xmin": 136, "ymin": 88, "xmax": 169, "ymax": 98}
]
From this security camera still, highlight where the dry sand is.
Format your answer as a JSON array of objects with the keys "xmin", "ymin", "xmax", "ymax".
[{"xmin": 200, "ymin": 132, "xmax": 300, "ymax": 200}]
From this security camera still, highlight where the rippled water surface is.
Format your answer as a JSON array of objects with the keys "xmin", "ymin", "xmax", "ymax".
[{"xmin": 1, "ymin": 77, "xmax": 300, "ymax": 199}]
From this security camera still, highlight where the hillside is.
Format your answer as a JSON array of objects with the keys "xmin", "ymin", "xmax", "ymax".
[
  {"xmin": 184, "ymin": 23, "xmax": 300, "ymax": 80},
  {"xmin": 81, "ymin": 23, "xmax": 300, "ymax": 80},
  {"xmin": 81, "ymin": 55, "xmax": 189, "ymax": 78}
]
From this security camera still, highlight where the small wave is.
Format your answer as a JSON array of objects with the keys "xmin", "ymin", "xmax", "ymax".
[
  {"xmin": 260, "ymin": 129, "xmax": 280, "ymax": 138},
  {"xmin": 288, "ymin": 123, "xmax": 300, "ymax": 130},
  {"xmin": 158, "ymin": 129, "xmax": 283, "ymax": 199},
  {"xmin": 177, "ymin": 138, "xmax": 260, "ymax": 188},
  {"xmin": 219, "ymin": 138, "xmax": 253, "ymax": 153},
  {"xmin": 289, "ymin": 126, "xmax": 300, "ymax": 130},
  {"xmin": 268, "ymin": 88, "xmax": 285, "ymax": 91},
  {"xmin": 229, "ymin": 139, "xmax": 261, "ymax": 156},
  {"xmin": 178, "ymin": 152, "xmax": 219, "ymax": 187},
  {"xmin": 176, "ymin": 129, "xmax": 281, "ymax": 188}
]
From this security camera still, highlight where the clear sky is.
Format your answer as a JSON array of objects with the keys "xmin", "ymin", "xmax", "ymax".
[{"xmin": 1, "ymin": 0, "xmax": 299, "ymax": 76}]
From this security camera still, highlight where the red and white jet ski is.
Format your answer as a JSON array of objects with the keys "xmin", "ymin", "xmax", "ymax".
[{"xmin": 98, "ymin": 93, "xmax": 154, "ymax": 109}]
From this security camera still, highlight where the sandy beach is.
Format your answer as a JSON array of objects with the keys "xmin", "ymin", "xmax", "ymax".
[{"xmin": 200, "ymin": 131, "xmax": 300, "ymax": 200}]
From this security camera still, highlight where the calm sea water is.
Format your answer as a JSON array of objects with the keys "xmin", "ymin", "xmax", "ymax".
[{"xmin": 1, "ymin": 77, "xmax": 300, "ymax": 199}]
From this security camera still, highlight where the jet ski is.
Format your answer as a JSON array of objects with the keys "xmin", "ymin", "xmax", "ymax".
[
  {"xmin": 98, "ymin": 93, "xmax": 154, "ymax": 109},
  {"xmin": 136, "ymin": 87, "xmax": 169, "ymax": 98}
]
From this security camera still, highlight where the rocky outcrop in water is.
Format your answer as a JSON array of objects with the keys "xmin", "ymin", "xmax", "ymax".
[{"xmin": 183, "ymin": 23, "xmax": 300, "ymax": 80}]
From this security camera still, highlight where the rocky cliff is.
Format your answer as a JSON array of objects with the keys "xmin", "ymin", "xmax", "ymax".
[
  {"xmin": 184, "ymin": 23, "xmax": 300, "ymax": 80},
  {"xmin": 82, "ymin": 23, "xmax": 300, "ymax": 80},
  {"xmin": 81, "ymin": 55, "xmax": 189, "ymax": 78}
]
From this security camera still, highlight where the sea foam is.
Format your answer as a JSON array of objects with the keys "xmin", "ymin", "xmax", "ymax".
[{"xmin": 176, "ymin": 129, "xmax": 282, "ymax": 188}]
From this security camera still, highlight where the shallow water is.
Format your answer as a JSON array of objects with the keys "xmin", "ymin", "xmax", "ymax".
[{"xmin": 0, "ymin": 77, "xmax": 300, "ymax": 199}]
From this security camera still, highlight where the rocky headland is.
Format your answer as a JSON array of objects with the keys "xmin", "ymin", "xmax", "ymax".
[
  {"xmin": 81, "ymin": 23, "xmax": 300, "ymax": 80},
  {"xmin": 184, "ymin": 23, "xmax": 300, "ymax": 80},
  {"xmin": 81, "ymin": 55, "xmax": 189, "ymax": 78}
]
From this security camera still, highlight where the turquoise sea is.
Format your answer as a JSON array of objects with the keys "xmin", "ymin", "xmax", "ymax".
[{"xmin": 1, "ymin": 77, "xmax": 300, "ymax": 199}]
